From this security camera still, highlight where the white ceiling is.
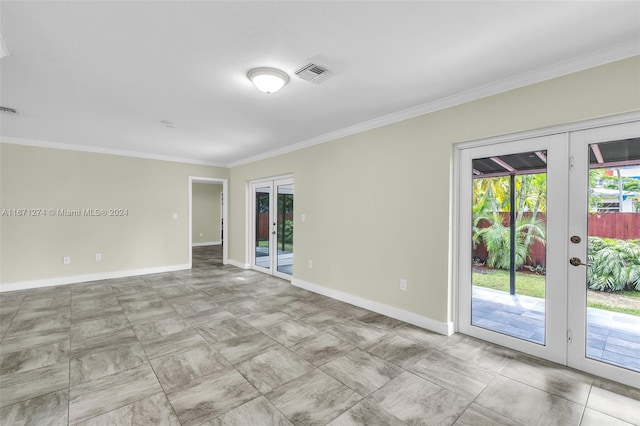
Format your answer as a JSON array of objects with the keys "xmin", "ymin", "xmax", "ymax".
[{"xmin": 1, "ymin": 1, "xmax": 638, "ymax": 167}]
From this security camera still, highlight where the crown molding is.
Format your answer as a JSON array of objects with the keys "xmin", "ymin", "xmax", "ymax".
[
  {"xmin": 229, "ymin": 41, "xmax": 640, "ymax": 168},
  {"xmin": 2, "ymin": 42, "xmax": 637, "ymax": 170},
  {"xmin": 0, "ymin": 136, "xmax": 229, "ymax": 168}
]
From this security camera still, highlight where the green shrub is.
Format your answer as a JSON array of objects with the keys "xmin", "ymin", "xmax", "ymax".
[
  {"xmin": 284, "ymin": 219, "xmax": 293, "ymax": 244},
  {"xmin": 587, "ymin": 237, "xmax": 640, "ymax": 292},
  {"xmin": 473, "ymin": 214, "xmax": 545, "ymax": 270}
]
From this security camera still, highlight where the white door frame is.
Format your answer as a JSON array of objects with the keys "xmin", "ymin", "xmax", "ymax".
[
  {"xmin": 456, "ymin": 134, "xmax": 568, "ymax": 364},
  {"xmin": 567, "ymin": 121, "xmax": 640, "ymax": 388},
  {"xmin": 453, "ymin": 111, "xmax": 640, "ymax": 386},
  {"xmin": 272, "ymin": 177, "xmax": 294, "ymax": 280},
  {"xmin": 220, "ymin": 191, "xmax": 224, "ymax": 243},
  {"xmin": 249, "ymin": 174, "xmax": 294, "ymax": 280},
  {"xmin": 188, "ymin": 176, "xmax": 228, "ymax": 267},
  {"xmin": 250, "ymin": 180, "xmax": 275, "ymax": 276}
]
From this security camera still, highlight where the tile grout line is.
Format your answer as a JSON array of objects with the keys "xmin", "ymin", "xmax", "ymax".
[
  {"xmin": 465, "ymin": 373, "xmax": 522, "ymax": 426},
  {"xmin": 578, "ymin": 385, "xmax": 593, "ymax": 426},
  {"xmin": 68, "ymin": 280, "xmax": 160, "ymax": 425},
  {"xmin": 0, "ymin": 290, "xmax": 28, "ymax": 342},
  {"xmin": 3, "ymin": 247, "xmax": 638, "ymax": 425},
  {"xmin": 146, "ymin": 278, "xmax": 205, "ymax": 426},
  {"xmin": 115, "ymin": 278, "xmax": 184, "ymax": 425},
  {"xmin": 162, "ymin": 264, "xmax": 328, "ymax": 425},
  {"xmin": 161, "ymin": 260, "xmax": 258, "ymax": 425}
]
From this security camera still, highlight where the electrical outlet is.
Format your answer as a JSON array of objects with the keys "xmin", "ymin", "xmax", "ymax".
[
  {"xmin": 400, "ymin": 278, "xmax": 407, "ymax": 291},
  {"xmin": 308, "ymin": 260, "xmax": 313, "ymax": 269},
  {"xmin": 199, "ymin": 232, "xmax": 203, "ymax": 237},
  {"xmin": 172, "ymin": 213, "xmax": 178, "ymax": 220},
  {"xmin": 95, "ymin": 253, "xmax": 102, "ymax": 261},
  {"xmin": 63, "ymin": 256, "xmax": 71, "ymax": 265}
]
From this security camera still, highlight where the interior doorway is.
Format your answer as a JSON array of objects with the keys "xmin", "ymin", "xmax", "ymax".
[{"xmin": 188, "ymin": 176, "xmax": 228, "ymax": 267}]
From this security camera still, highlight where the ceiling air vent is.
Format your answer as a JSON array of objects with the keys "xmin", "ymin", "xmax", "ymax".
[
  {"xmin": 295, "ymin": 62, "xmax": 335, "ymax": 84},
  {"xmin": 0, "ymin": 106, "xmax": 19, "ymax": 115}
]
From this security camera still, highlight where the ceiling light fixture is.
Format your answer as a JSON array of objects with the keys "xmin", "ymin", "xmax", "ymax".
[{"xmin": 247, "ymin": 67, "xmax": 289, "ymax": 94}]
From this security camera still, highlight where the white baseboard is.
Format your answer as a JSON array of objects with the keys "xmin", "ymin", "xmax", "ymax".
[
  {"xmin": 227, "ymin": 259, "xmax": 250, "ymax": 269},
  {"xmin": 292, "ymin": 278, "xmax": 454, "ymax": 336},
  {"xmin": 0, "ymin": 264, "xmax": 191, "ymax": 292},
  {"xmin": 192, "ymin": 241, "xmax": 222, "ymax": 247}
]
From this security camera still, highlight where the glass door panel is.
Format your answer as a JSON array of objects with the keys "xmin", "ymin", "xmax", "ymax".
[
  {"xmin": 568, "ymin": 122, "xmax": 640, "ymax": 388},
  {"xmin": 587, "ymin": 162, "xmax": 640, "ymax": 373},
  {"xmin": 250, "ymin": 177, "xmax": 294, "ymax": 279},
  {"xmin": 460, "ymin": 121, "xmax": 640, "ymax": 386},
  {"xmin": 576, "ymin": 138, "xmax": 640, "ymax": 372},
  {"xmin": 276, "ymin": 182, "xmax": 294, "ymax": 276},
  {"xmin": 458, "ymin": 134, "xmax": 567, "ymax": 364},
  {"xmin": 471, "ymin": 152, "xmax": 548, "ymax": 344},
  {"xmin": 253, "ymin": 184, "xmax": 272, "ymax": 272}
]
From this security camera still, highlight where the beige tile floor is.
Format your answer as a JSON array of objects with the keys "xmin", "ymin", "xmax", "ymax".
[{"xmin": 0, "ymin": 246, "xmax": 638, "ymax": 425}]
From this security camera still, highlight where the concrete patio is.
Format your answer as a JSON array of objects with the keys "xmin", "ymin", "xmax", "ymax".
[
  {"xmin": 472, "ymin": 286, "xmax": 640, "ymax": 372},
  {"xmin": 255, "ymin": 247, "xmax": 293, "ymax": 275}
]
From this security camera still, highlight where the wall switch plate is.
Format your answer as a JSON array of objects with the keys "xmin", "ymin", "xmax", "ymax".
[
  {"xmin": 95, "ymin": 253, "xmax": 102, "ymax": 261},
  {"xmin": 400, "ymin": 278, "xmax": 407, "ymax": 291},
  {"xmin": 63, "ymin": 256, "xmax": 71, "ymax": 265},
  {"xmin": 172, "ymin": 213, "xmax": 178, "ymax": 220},
  {"xmin": 301, "ymin": 213, "xmax": 306, "ymax": 222},
  {"xmin": 308, "ymin": 260, "xmax": 313, "ymax": 269}
]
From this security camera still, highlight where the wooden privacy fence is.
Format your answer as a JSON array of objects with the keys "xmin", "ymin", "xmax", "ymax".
[
  {"xmin": 256, "ymin": 212, "xmax": 294, "ymax": 240},
  {"xmin": 588, "ymin": 212, "xmax": 640, "ymax": 240},
  {"xmin": 473, "ymin": 212, "xmax": 640, "ymax": 268}
]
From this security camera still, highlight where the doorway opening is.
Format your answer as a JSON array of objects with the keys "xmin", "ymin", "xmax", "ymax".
[
  {"xmin": 456, "ymin": 117, "xmax": 640, "ymax": 388},
  {"xmin": 188, "ymin": 176, "xmax": 228, "ymax": 268},
  {"xmin": 250, "ymin": 175, "xmax": 294, "ymax": 279}
]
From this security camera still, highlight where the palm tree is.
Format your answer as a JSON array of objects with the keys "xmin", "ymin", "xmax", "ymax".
[
  {"xmin": 473, "ymin": 173, "xmax": 547, "ymax": 263},
  {"xmin": 472, "ymin": 176, "xmax": 510, "ymax": 218},
  {"xmin": 519, "ymin": 174, "xmax": 546, "ymax": 247},
  {"xmin": 588, "ymin": 237, "xmax": 640, "ymax": 292},
  {"xmin": 473, "ymin": 213, "xmax": 546, "ymax": 270}
]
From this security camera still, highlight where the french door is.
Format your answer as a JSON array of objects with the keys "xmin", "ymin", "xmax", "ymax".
[
  {"xmin": 458, "ymin": 134, "xmax": 568, "ymax": 364},
  {"xmin": 250, "ymin": 176, "xmax": 294, "ymax": 280},
  {"xmin": 458, "ymin": 120, "xmax": 640, "ymax": 388},
  {"xmin": 567, "ymin": 122, "xmax": 640, "ymax": 387}
]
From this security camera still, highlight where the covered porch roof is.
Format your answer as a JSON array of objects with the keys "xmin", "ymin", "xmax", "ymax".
[{"xmin": 473, "ymin": 137, "xmax": 640, "ymax": 178}]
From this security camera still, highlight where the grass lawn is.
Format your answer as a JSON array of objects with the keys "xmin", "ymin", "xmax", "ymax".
[
  {"xmin": 588, "ymin": 290, "xmax": 640, "ymax": 316},
  {"xmin": 472, "ymin": 268, "xmax": 640, "ymax": 316},
  {"xmin": 473, "ymin": 269, "xmax": 546, "ymax": 298},
  {"xmin": 257, "ymin": 240, "xmax": 293, "ymax": 252}
]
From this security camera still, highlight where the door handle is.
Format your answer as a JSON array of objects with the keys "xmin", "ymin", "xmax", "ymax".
[{"xmin": 569, "ymin": 257, "xmax": 590, "ymax": 267}]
